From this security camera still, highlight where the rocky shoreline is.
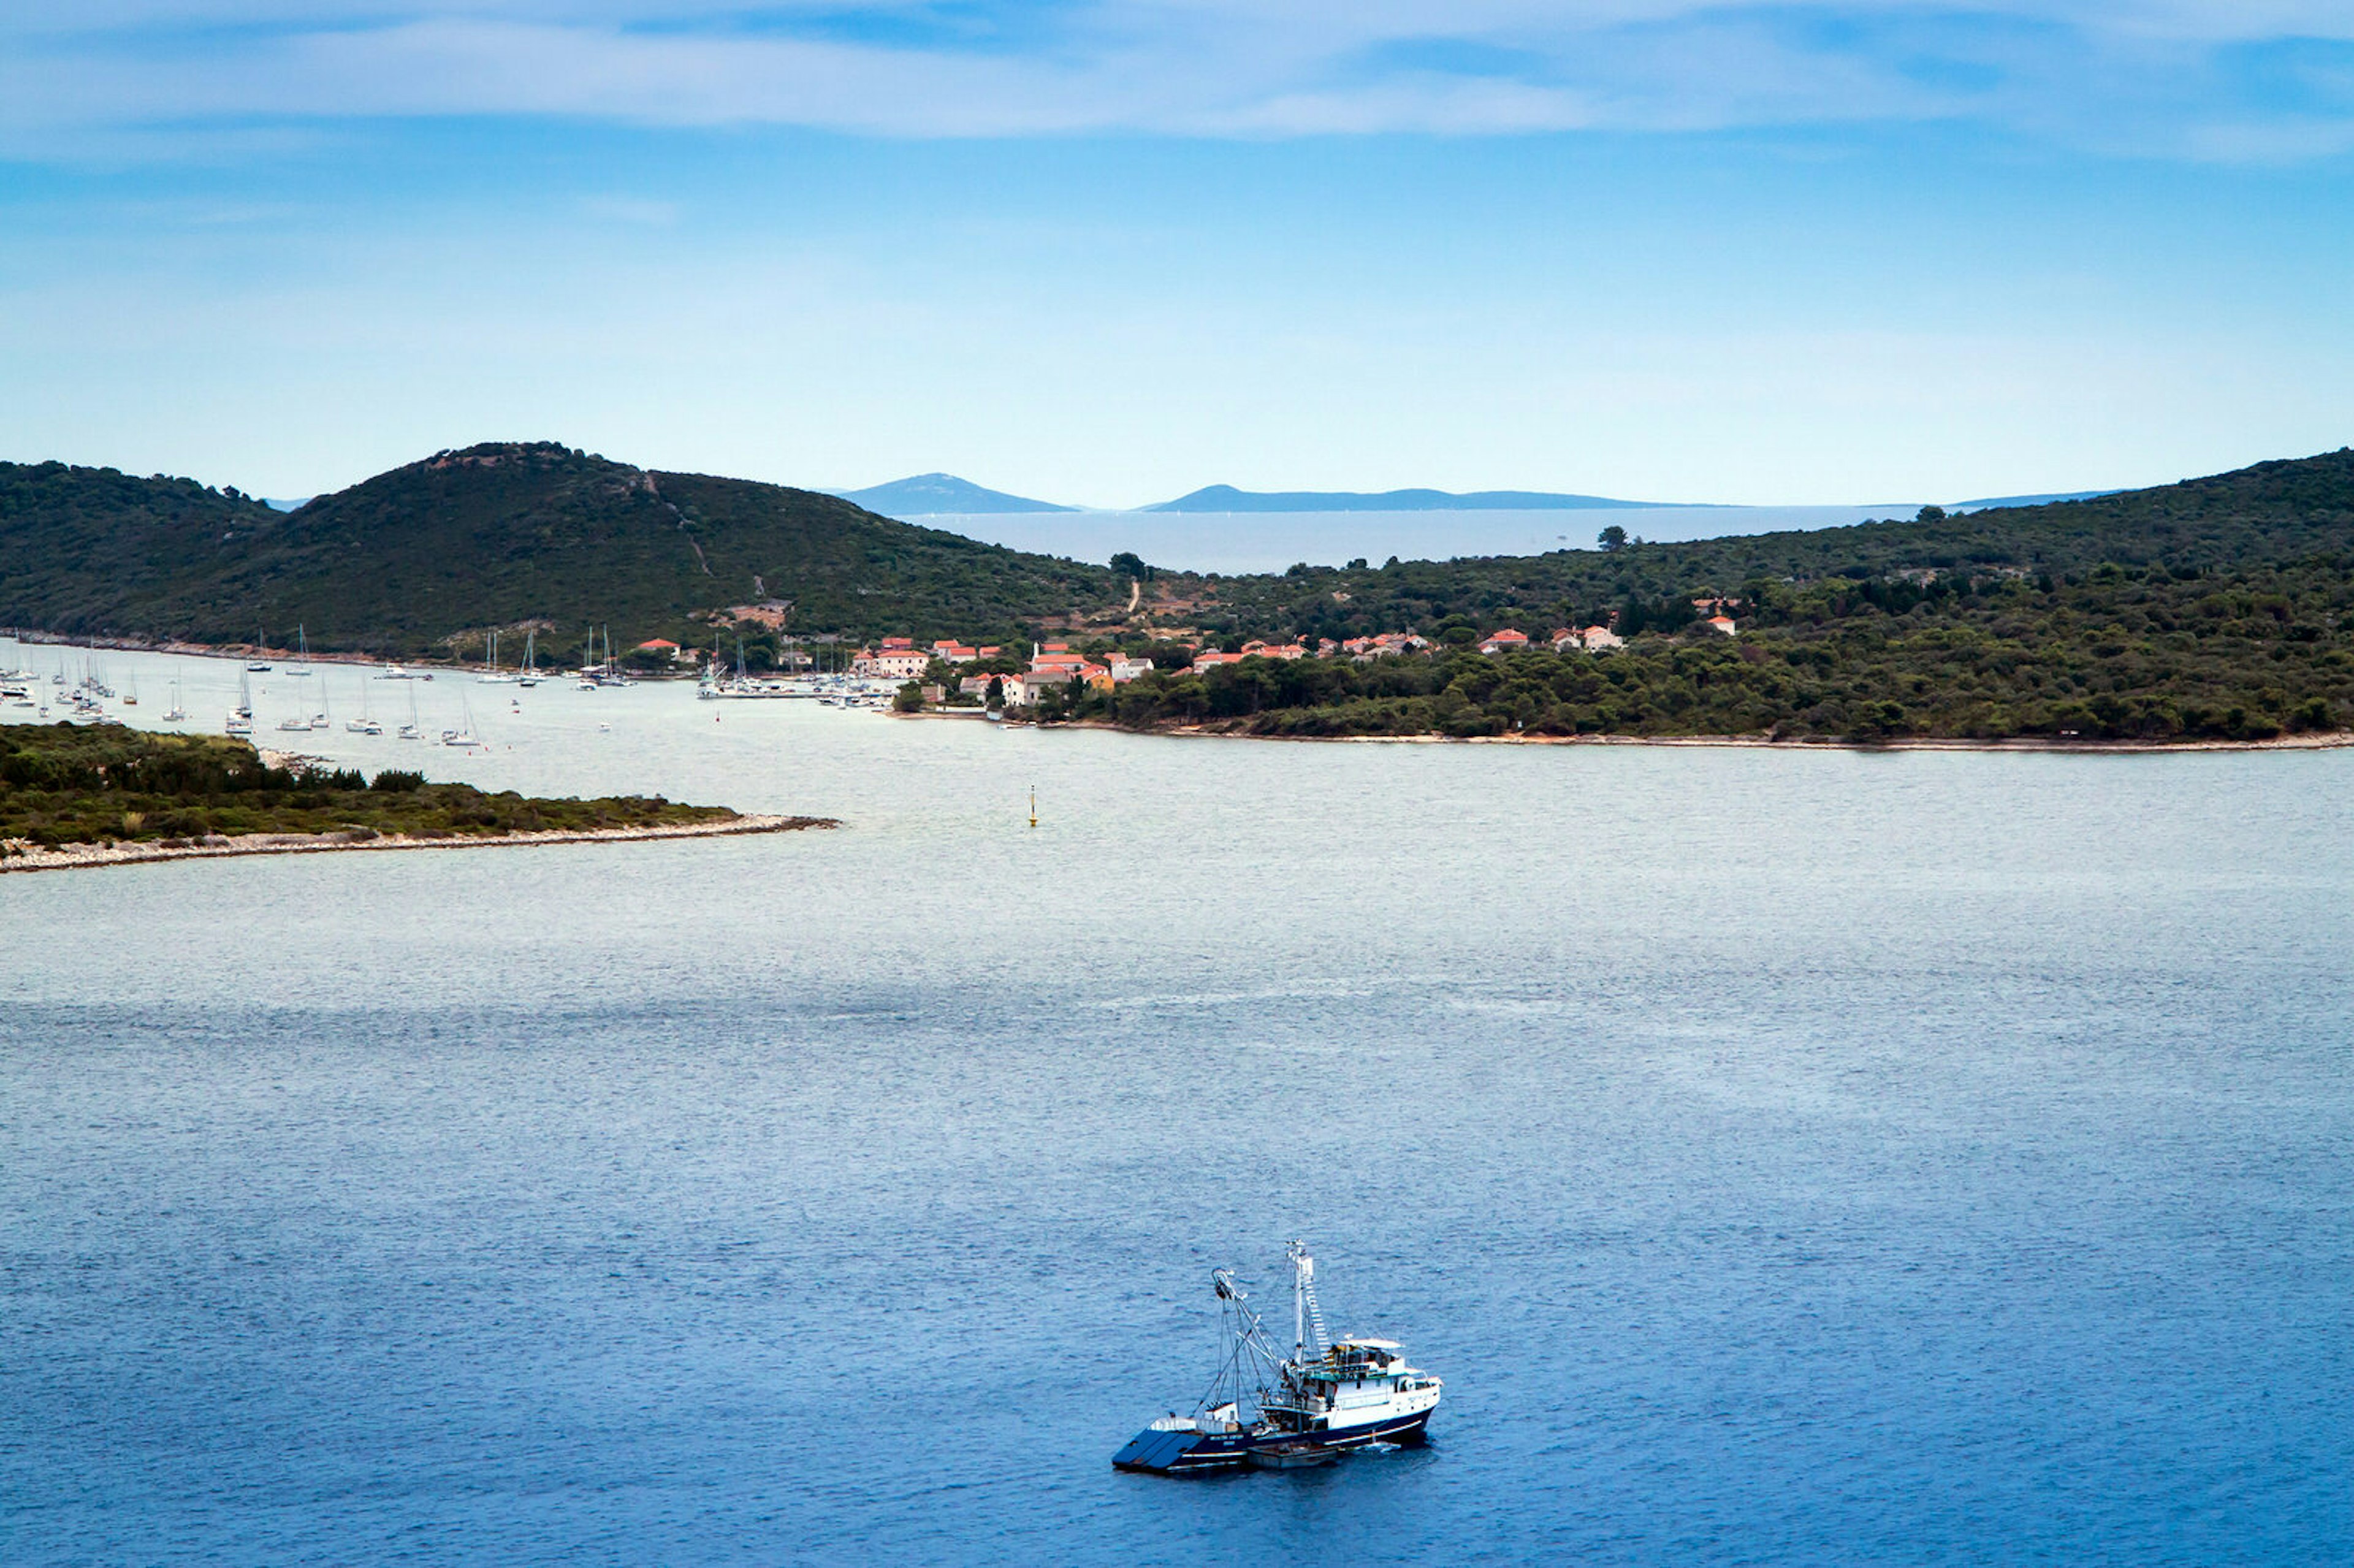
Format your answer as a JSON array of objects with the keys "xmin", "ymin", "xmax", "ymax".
[
  {"xmin": 1045, "ymin": 719, "xmax": 2354, "ymax": 753},
  {"xmin": 0, "ymin": 813, "xmax": 836, "ymax": 875}
]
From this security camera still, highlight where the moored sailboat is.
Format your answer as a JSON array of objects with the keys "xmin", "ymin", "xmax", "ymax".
[
  {"xmin": 226, "ymin": 672, "xmax": 255, "ymax": 736},
  {"xmin": 346, "ymin": 675, "xmax": 382, "ymax": 734},
  {"xmin": 478, "ymin": 630, "xmax": 517, "ymax": 683}
]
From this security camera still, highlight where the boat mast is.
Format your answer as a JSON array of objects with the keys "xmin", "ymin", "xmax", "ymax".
[
  {"xmin": 1292, "ymin": 1241, "xmax": 1309, "ymax": 1366},
  {"xmin": 1286, "ymin": 1239, "xmax": 1327, "ymax": 1368}
]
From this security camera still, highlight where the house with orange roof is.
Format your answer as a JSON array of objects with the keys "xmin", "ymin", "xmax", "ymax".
[
  {"xmin": 1479, "ymin": 629, "xmax": 1530, "ymax": 655},
  {"xmin": 853, "ymin": 645, "xmax": 930, "ymax": 680}
]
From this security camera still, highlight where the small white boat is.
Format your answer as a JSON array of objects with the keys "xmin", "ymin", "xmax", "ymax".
[
  {"xmin": 1247, "ymin": 1438, "xmax": 1342, "ymax": 1469},
  {"xmin": 226, "ymin": 712, "xmax": 254, "ymax": 736}
]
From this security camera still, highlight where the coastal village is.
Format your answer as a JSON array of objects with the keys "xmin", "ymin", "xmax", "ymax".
[{"xmin": 836, "ymin": 601, "xmax": 1739, "ymax": 709}]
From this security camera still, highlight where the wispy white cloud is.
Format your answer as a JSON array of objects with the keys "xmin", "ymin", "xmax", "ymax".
[{"xmin": 2, "ymin": 2, "xmax": 2352, "ymax": 159}]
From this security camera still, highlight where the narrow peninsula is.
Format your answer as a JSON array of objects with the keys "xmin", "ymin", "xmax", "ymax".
[{"xmin": 0, "ymin": 724, "xmax": 833, "ymax": 873}]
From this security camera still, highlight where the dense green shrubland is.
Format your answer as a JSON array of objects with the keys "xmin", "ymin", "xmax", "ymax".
[
  {"xmin": 0, "ymin": 725, "xmax": 744, "ymax": 848},
  {"xmin": 1035, "ymin": 557, "xmax": 2354, "ymax": 741}
]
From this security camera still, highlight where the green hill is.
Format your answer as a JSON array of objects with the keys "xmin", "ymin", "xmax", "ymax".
[
  {"xmin": 0, "ymin": 442, "xmax": 1123, "ymax": 658},
  {"xmin": 1190, "ymin": 449, "xmax": 2354, "ymax": 645}
]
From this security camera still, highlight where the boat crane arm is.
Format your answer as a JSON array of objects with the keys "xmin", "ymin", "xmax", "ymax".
[{"xmin": 1192, "ymin": 1269, "xmax": 1288, "ymax": 1419}]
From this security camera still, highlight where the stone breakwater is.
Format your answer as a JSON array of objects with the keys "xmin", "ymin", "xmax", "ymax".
[{"xmin": 0, "ymin": 814, "xmax": 837, "ymax": 875}]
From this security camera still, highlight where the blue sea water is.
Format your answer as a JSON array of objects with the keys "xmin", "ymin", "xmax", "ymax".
[
  {"xmin": 4, "ymin": 647, "xmax": 2352, "ymax": 1564},
  {"xmin": 919, "ymin": 504, "xmax": 1903, "ymax": 576}
]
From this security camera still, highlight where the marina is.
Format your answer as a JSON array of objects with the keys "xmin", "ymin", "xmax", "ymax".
[{"xmin": 0, "ymin": 635, "xmax": 904, "ymax": 760}]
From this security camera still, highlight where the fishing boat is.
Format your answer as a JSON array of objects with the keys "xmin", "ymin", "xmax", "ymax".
[{"xmin": 1111, "ymin": 1242, "xmax": 1441, "ymax": 1476}]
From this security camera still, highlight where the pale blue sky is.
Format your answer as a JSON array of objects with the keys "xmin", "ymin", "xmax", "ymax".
[{"xmin": 4, "ymin": 2, "xmax": 2352, "ymax": 505}]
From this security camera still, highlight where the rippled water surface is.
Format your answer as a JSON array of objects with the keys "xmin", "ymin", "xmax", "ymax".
[{"xmin": 4, "ymin": 644, "xmax": 2352, "ymax": 1564}]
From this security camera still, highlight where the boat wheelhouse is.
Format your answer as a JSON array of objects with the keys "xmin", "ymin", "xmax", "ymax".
[{"xmin": 1113, "ymin": 1241, "xmax": 1441, "ymax": 1475}]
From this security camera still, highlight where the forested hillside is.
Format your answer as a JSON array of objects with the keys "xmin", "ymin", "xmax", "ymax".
[{"xmin": 0, "ymin": 443, "xmax": 1124, "ymax": 657}]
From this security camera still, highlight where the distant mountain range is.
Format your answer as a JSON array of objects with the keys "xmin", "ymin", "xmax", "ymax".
[
  {"xmin": 1948, "ymin": 490, "xmax": 2117, "ymax": 511},
  {"xmin": 831, "ymin": 474, "xmax": 2127, "ymax": 518},
  {"xmin": 1145, "ymin": 484, "xmax": 1681, "ymax": 513},
  {"xmin": 829, "ymin": 473, "xmax": 1076, "ymax": 515}
]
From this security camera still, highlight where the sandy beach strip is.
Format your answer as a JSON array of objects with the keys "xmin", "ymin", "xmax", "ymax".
[{"xmin": 0, "ymin": 813, "xmax": 836, "ymax": 875}]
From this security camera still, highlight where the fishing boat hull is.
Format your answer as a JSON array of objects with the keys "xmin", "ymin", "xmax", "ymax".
[{"xmin": 1113, "ymin": 1406, "xmax": 1432, "ymax": 1475}]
